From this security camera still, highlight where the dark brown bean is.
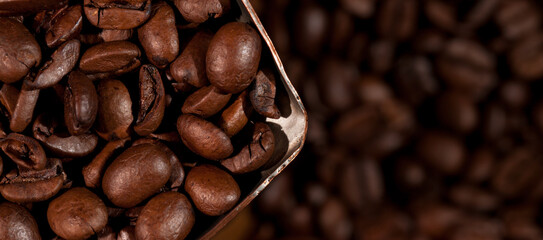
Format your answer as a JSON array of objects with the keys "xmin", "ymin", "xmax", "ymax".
[
  {"xmin": 28, "ymin": 39, "xmax": 80, "ymax": 89},
  {"xmin": 221, "ymin": 122, "xmax": 275, "ymax": 174},
  {"xmin": 137, "ymin": 2, "xmax": 179, "ymax": 69},
  {"xmin": 174, "ymin": 0, "xmax": 230, "ymax": 24},
  {"xmin": 64, "ymin": 71, "xmax": 98, "ymax": 135},
  {"xmin": 169, "ymin": 30, "xmax": 213, "ymax": 88},
  {"xmin": 377, "ymin": 0, "xmax": 418, "ymax": 40},
  {"xmin": 0, "ymin": 133, "xmax": 46, "ymax": 170},
  {"xmin": 185, "ymin": 164, "xmax": 240, "ymax": 216},
  {"xmin": 79, "ymin": 41, "xmax": 141, "ymax": 75},
  {"xmin": 0, "ymin": 202, "xmax": 41, "ymax": 240},
  {"xmin": 177, "ymin": 114, "xmax": 233, "ymax": 160},
  {"xmin": 182, "ymin": 85, "xmax": 232, "ymax": 118},
  {"xmin": 135, "ymin": 192, "xmax": 195, "ymax": 240},
  {"xmin": 102, "ymin": 143, "xmax": 171, "ymax": 208},
  {"xmin": 10, "ymin": 79, "xmax": 40, "ymax": 132},
  {"xmin": 250, "ymin": 69, "xmax": 281, "ymax": 119},
  {"xmin": 509, "ymin": 33, "xmax": 543, "ymax": 80},
  {"xmin": 33, "ymin": 113, "xmax": 99, "ymax": 158},
  {"xmin": 118, "ymin": 226, "xmax": 136, "ymax": 240},
  {"xmin": 47, "ymin": 187, "xmax": 108, "ymax": 240},
  {"xmin": 0, "ymin": 17, "xmax": 41, "ymax": 83},
  {"xmin": 96, "ymin": 79, "xmax": 133, "ymax": 140},
  {"xmin": 207, "ymin": 22, "xmax": 262, "ymax": 94},
  {"xmin": 417, "ymin": 131, "xmax": 465, "ymax": 175},
  {"xmin": 83, "ymin": 0, "xmax": 151, "ymax": 30},
  {"xmin": 218, "ymin": 90, "xmax": 253, "ymax": 137},
  {"xmin": 134, "ymin": 65, "xmax": 166, "ymax": 136},
  {"xmin": 491, "ymin": 149, "xmax": 541, "ymax": 198},
  {"xmin": 0, "ymin": 158, "xmax": 67, "ymax": 203},
  {"xmin": 0, "ymin": 0, "xmax": 68, "ymax": 16},
  {"xmin": 45, "ymin": 5, "xmax": 82, "ymax": 48}
]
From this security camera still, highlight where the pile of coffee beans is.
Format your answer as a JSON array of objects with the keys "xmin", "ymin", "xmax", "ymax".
[
  {"xmin": 0, "ymin": 0, "xmax": 283, "ymax": 239},
  {"xmin": 239, "ymin": 0, "xmax": 543, "ymax": 239}
]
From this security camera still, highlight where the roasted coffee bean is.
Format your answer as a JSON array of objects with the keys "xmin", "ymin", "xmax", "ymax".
[
  {"xmin": 177, "ymin": 114, "xmax": 233, "ymax": 160},
  {"xmin": 0, "ymin": 133, "xmax": 46, "ymax": 170},
  {"xmin": 134, "ymin": 65, "xmax": 166, "ymax": 136},
  {"xmin": 221, "ymin": 122, "xmax": 275, "ymax": 174},
  {"xmin": 83, "ymin": 0, "xmax": 151, "ymax": 30},
  {"xmin": 436, "ymin": 38, "xmax": 496, "ymax": 99},
  {"xmin": 218, "ymin": 90, "xmax": 253, "ymax": 137},
  {"xmin": 377, "ymin": 0, "xmax": 417, "ymax": 41},
  {"xmin": 182, "ymin": 85, "xmax": 232, "ymax": 118},
  {"xmin": 0, "ymin": 158, "xmax": 67, "ymax": 203},
  {"xmin": 413, "ymin": 203, "xmax": 463, "ymax": 238},
  {"xmin": 0, "ymin": 202, "xmax": 41, "ymax": 240},
  {"xmin": 417, "ymin": 131, "xmax": 465, "ymax": 175},
  {"xmin": 102, "ymin": 143, "xmax": 171, "ymax": 208},
  {"xmin": 339, "ymin": 159, "xmax": 383, "ymax": 212},
  {"xmin": 498, "ymin": 80, "xmax": 530, "ymax": 109},
  {"xmin": 250, "ymin": 69, "xmax": 281, "ymax": 119},
  {"xmin": 96, "ymin": 79, "xmax": 133, "ymax": 140},
  {"xmin": 185, "ymin": 164, "xmax": 240, "ymax": 216},
  {"xmin": 0, "ymin": 0, "xmax": 68, "ymax": 16},
  {"xmin": 0, "ymin": 18, "xmax": 41, "ymax": 83},
  {"xmin": 47, "ymin": 187, "xmax": 108, "ymax": 240},
  {"xmin": 293, "ymin": 2, "xmax": 329, "ymax": 59},
  {"xmin": 318, "ymin": 198, "xmax": 352, "ymax": 240},
  {"xmin": 424, "ymin": 0, "xmax": 457, "ymax": 33},
  {"xmin": 135, "ymin": 192, "xmax": 195, "ymax": 240},
  {"xmin": 509, "ymin": 33, "xmax": 543, "ymax": 80},
  {"xmin": 356, "ymin": 75, "xmax": 392, "ymax": 105},
  {"xmin": 174, "ymin": 0, "xmax": 230, "ymax": 24},
  {"xmin": 207, "ymin": 22, "xmax": 262, "ymax": 94},
  {"xmin": 495, "ymin": 0, "xmax": 540, "ymax": 40},
  {"xmin": 448, "ymin": 184, "xmax": 500, "ymax": 212},
  {"xmin": 79, "ymin": 41, "xmax": 141, "ymax": 75},
  {"xmin": 317, "ymin": 58, "xmax": 358, "ymax": 111},
  {"xmin": 28, "ymin": 39, "xmax": 80, "ymax": 89},
  {"xmin": 465, "ymin": 148, "xmax": 495, "ymax": 183},
  {"xmin": 64, "ymin": 71, "xmax": 98, "ymax": 135},
  {"xmin": 491, "ymin": 149, "xmax": 541, "ymax": 198},
  {"xmin": 99, "ymin": 29, "xmax": 133, "ymax": 42},
  {"xmin": 10, "ymin": 79, "xmax": 40, "ymax": 133},
  {"xmin": 138, "ymin": 2, "xmax": 179, "ymax": 69},
  {"xmin": 45, "ymin": 5, "xmax": 82, "ymax": 48},
  {"xmin": 33, "ymin": 113, "xmax": 98, "ymax": 158},
  {"xmin": 170, "ymin": 30, "xmax": 213, "ymax": 88},
  {"xmin": 339, "ymin": 0, "xmax": 374, "ymax": 18}
]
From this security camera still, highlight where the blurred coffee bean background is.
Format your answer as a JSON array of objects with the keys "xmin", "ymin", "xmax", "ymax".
[{"xmin": 215, "ymin": 0, "xmax": 543, "ymax": 239}]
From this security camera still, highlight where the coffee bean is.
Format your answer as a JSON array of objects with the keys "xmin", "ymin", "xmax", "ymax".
[
  {"xmin": 135, "ymin": 192, "xmax": 195, "ymax": 240},
  {"xmin": 134, "ymin": 65, "xmax": 166, "ymax": 136},
  {"xmin": 218, "ymin": 90, "xmax": 253, "ymax": 137},
  {"xmin": 96, "ymin": 79, "xmax": 133, "ymax": 140},
  {"xmin": 250, "ymin": 69, "xmax": 281, "ymax": 119},
  {"xmin": 64, "ymin": 70, "xmax": 98, "ymax": 135},
  {"xmin": 79, "ymin": 41, "xmax": 141, "ymax": 75},
  {"xmin": 0, "ymin": 158, "xmax": 67, "ymax": 203},
  {"xmin": 137, "ymin": 2, "xmax": 179, "ymax": 69},
  {"xmin": 0, "ymin": 133, "xmax": 47, "ymax": 170},
  {"xmin": 0, "ymin": 202, "xmax": 41, "ymax": 240},
  {"xmin": 0, "ymin": 18, "xmax": 41, "ymax": 83},
  {"xmin": 44, "ymin": 5, "xmax": 82, "ymax": 48},
  {"xmin": 102, "ymin": 143, "xmax": 171, "ymax": 208},
  {"xmin": 182, "ymin": 85, "xmax": 232, "ymax": 118},
  {"xmin": 221, "ymin": 122, "xmax": 275, "ymax": 174},
  {"xmin": 185, "ymin": 164, "xmax": 240, "ymax": 216},
  {"xmin": 207, "ymin": 22, "xmax": 262, "ymax": 93},
  {"xmin": 47, "ymin": 187, "xmax": 108, "ymax": 240},
  {"xmin": 83, "ymin": 0, "xmax": 151, "ymax": 30},
  {"xmin": 177, "ymin": 114, "xmax": 233, "ymax": 160},
  {"xmin": 174, "ymin": 0, "xmax": 230, "ymax": 24},
  {"xmin": 33, "ymin": 113, "xmax": 99, "ymax": 158}
]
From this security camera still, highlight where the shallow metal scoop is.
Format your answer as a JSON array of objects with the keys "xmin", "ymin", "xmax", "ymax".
[{"xmin": 196, "ymin": 0, "xmax": 308, "ymax": 238}]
